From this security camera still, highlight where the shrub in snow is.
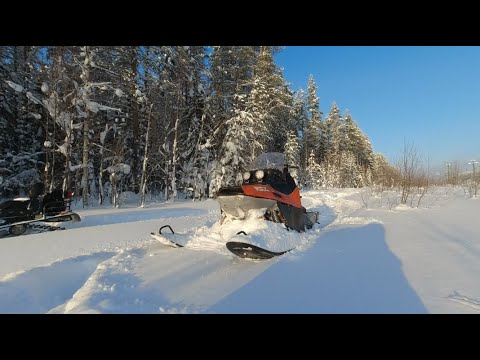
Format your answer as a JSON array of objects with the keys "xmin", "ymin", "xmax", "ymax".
[{"xmin": 118, "ymin": 191, "xmax": 140, "ymax": 205}]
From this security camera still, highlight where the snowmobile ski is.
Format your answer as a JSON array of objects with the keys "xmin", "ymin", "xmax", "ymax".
[
  {"xmin": 226, "ymin": 241, "xmax": 292, "ymax": 260},
  {"xmin": 150, "ymin": 225, "xmax": 184, "ymax": 248},
  {"xmin": 0, "ymin": 211, "xmax": 81, "ymax": 237},
  {"xmin": 226, "ymin": 231, "xmax": 293, "ymax": 259}
]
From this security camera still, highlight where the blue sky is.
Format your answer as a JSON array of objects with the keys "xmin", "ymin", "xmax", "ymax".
[{"xmin": 275, "ymin": 46, "xmax": 480, "ymax": 170}]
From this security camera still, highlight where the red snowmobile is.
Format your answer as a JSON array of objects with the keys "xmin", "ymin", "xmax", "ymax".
[
  {"xmin": 151, "ymin": 153, "xmax": 319, "ymax": 259},
  {"xmin": 216, "ymin": 152, "xmax": 318, "ymax": 232}
]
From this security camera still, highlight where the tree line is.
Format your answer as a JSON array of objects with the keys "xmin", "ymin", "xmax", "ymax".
[{"xmin": 0, "ymin": 46, "xmax": 395, "ymax": 206}]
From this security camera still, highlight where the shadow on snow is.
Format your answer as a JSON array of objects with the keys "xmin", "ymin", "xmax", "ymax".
[
  {"xmin": 209, "ymin": 223, "xmax": 428, "ymax": 314},
  {"xmin": 69, "ymin": 207, "xmax": 208, "ymax": 229}
]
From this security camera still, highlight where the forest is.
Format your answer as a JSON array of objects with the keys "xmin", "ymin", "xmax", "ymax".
[{"xmin": 0, "ymin": 46, "xmax": 395, "ymax": 207}]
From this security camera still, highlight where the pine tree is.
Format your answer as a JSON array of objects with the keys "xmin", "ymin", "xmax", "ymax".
[
  {"xmin": 71, "ymin": 46, "xmax": 122, "ymax": 206},
  {"xmin": 1, "ymin": 46, "xmax": 388, "ymax": 202},
  {"xmin": 339, "ymin": 151, "xmax": 363, "ymax": 187},
  {"xmin": 0, "ymin": 46, "xmax": 44, "ymax": 195},
  {"xmin": 303, "ymin": 75, "xmax": 325, "ymax": 168},
  {"xmin": 307, "ymin": 74, "xmax": 323, "ymax": 122},
  {"xmin": 347, "ymin": 112, "xmax": 374, "ymax": 176},
  {"xmin": 250, "ymin": 47, "xmax": 294, "ymax": 154},
  {"xmin": 292, "ymin": 90, "xmax": 308, "ymax": 137},
  {"xmin": 324, "ymin": 102, "xmax": 343, "ymax": 161},
  {"xmin": 371, "ymin": 153, "xmax": 397, "ymax": 190},
  {"xmin": 212, "ymin": 94, "xmax": 254, "ymax": 192},
  {"xmin": 284, "ymin": 130, "xmax": 300, "ymax": 184},
  {"xmin": 208, "ymin": 46, "xmax": 256, "ymax": 154},
  {"xmin": 306, "ymin": 150, "xmax": 323, "ymax": 189}
]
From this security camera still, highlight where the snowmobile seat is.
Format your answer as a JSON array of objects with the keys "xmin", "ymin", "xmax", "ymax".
[
  {"xmin": 42, "ymin": 189, "xmax": 67, "ymax": 216},
  {"xmin": 28, "ymin": 197, "xmax": 41, "ymax": 214},
  {"xmin": 0, "ymin": 200, "xmax": 34, "ymax": 223},
  {"xmin": 29, "ymin": 182, "xmax": 45, "ymax": 199},
  {"xmin": 267, "ymin": 169, "xmax": 296, "ymax": 195}
]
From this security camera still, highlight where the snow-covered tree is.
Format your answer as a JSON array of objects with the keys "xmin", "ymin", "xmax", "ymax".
[
  {"xmin": 307, "ymin": 74, "xmax": 323, "ymax": 122},
  {"xmin": 324, "ymin": 101, "xmax": 343, "ymax": 161},
  {"xmin": 343, "ymin": 111, "xmax": 374, "ymax": 177},
  {"xmin": 372, "ymin": 153, "xmax": 398, "ymax": 190},
  {"xmin": 339, "ymin": 151, "xmax": 363, "ymax": 188},
  {"xmin": 284, "ymin": 130, "xmax": 301, "ymax": 184},
  {"xmin": 291, "ymin": 90, "xmax": 308, "ymax": 136},
  {"xmin": 0, "ymin": 46, "xmax": 44, "ymax": 195},
  {"xmin": 302, "ymin": 75, "xmax": 325, "ymax": 169},
  {"xmin": 306, "ymin": 150, "xmax": 323, "ymax": 189},
  {"xmin": 1, "ymin": 46, "xmax": 387, "ymax": 202},
  {"xmin": 207, "ymin": 46, "xmax": 256, "ymax": 153},
  {"xmin": 250, "ymin": 47, "xmax": 295, "ymax": 154},
  {"xmin": 284, "ymin": 130, "xmax": 300, "ymax": 167},
  {"xmin": 211, "ymin": 94, "xmax": 254, "ymax": 192}
]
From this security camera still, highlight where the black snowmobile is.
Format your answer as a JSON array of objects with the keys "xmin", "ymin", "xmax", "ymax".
[{"xmin": 0, "ymin": 183, "xmax": 81, "ymax": 237}]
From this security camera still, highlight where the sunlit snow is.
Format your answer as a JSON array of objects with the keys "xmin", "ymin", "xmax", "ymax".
[{"xmin": 0, "ymin": 187, "xmax": 479, "ymax": 314}]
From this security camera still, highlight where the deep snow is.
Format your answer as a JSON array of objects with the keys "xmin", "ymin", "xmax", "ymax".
[{"xmin": 0, "ymin": 187, "xmax": 479, "ymax": 313}]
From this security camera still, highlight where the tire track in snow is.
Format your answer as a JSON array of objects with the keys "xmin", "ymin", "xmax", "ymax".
[
  {"xmin": 303, "ymin": 189, "xmax": 381, "ymax": 229},
  {"xmin": 54, "ymin": 243, "xmax": 275, "ymax": 314},
  {"xmin": 0, "ymin": 251, "xmax": 116, "ymax": 313}
]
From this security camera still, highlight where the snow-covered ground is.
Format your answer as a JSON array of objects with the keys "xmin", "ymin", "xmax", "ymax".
[{"xmin": 0, "ymin": 187, "xmax": 479, "ymax": 313}]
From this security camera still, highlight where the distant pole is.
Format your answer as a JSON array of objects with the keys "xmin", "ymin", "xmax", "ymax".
[
  {"xmin": 469, "ymin": 160, "xmax": 478, "ymax": 181},
  {"xmin": 468, "ymin": 160, "xmax": 478, "ymax": 178},
  {"xmin": 468, "ymin": 160, "xmax": 478, "ymax": 196},
  {"xmin": 446, "ymin": 162, "xmax": 451, "ymax": 184}
]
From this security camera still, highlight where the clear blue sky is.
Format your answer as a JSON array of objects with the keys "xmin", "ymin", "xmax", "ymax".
[{"xmin": 275, "ymin": 46, "xmax": 480, "ymax": 170}]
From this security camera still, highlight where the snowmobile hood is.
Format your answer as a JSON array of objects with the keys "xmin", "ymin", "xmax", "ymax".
[{"xmin": 241, "ymin": 184, "xmax": 302, "ymax": 208}]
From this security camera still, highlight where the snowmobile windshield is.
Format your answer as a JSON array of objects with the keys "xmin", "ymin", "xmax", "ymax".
[{"xmin": 249, "ymin": 153, "xmax": 285, "ymax": 171}]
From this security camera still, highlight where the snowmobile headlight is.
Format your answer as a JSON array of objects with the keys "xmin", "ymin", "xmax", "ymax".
[
  {"xmin": 255, "ymin": 170, "xmax": 264, "ymax": 180},
  {"xmin": 243, "ymin": 171, "xmax": 251, "ymax": 180}
]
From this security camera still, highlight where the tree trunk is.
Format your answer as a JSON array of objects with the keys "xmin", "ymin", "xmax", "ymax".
[
  {"xmin": 130, "ymin": 47, "xmax": 140, "ymax": 193},
  {"xmin": 82, "ymin": 112, "xmax": 90, "ymax": 207},
  {"xmin": 164, "ymin": 160, "xmax": 169, "ymax": 201},
  {"xmin": 140, "ymin": 104, "xmax": 153, "ymax": 207},
  {"xmin": 98, "ymin": 140, "xmax": 105, "ymax": 205},
  {"xmin": 81, "ymin": 46, "xmax": 93, "ymax": 207},
  {"xmin": 110, "ymin": 172, "xmax": 117, "ymax": 207},
  {"xmin": 63, "ymin": 124, "xmax": 71, "ymax": 194},
  {"xmin": 170, "ymin": 93, "xmax": 180, "ymax": 202}
]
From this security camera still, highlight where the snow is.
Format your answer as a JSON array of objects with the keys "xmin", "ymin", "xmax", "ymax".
[
  {"xmin": 106, "ymin": 163, "xmax": 130, "ymax": 175},
  {"xmin": 0, "ymin": 187, "xmax": 479, "ymax": 313},
  {"xmin": 69, "ymin": 163, "xmax": 82, "ymax": 172},
  {"xmin": 86, "ymin": 100, "xmax": 100, "ymax": 113},
  {"xmin": 26, "ymin": 92, "xmax": 42, "ymax": 105},
  {"xmin": 86, "ymin": 101, "xmax": 120, "ymax": 114},
  {"xmin": 5, "ymin": 80, "xmax": 23, "ymax": 93},
  {"xmin": 57, "ymin": 143, "xmax": 68, "ymax": 157},
  {"xmin": 41, "ymin": 82, "xmax": 49, "ymax": 93},
  {"xmin": 100, "ymin": 126, "xmax": 110, "ymax": 145}
]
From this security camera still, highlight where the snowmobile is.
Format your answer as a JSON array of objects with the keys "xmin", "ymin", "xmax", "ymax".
[
  {"xmin": 151, "ymin": 153, "xmax": 319, "ymax": 259},
  {"xmin": 216, "ymin": 152, "xmax": 318, "ymax": 232},
  {"xmin": 0, "ymin": 183, "xmax": 81, "ymax": 237}
]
